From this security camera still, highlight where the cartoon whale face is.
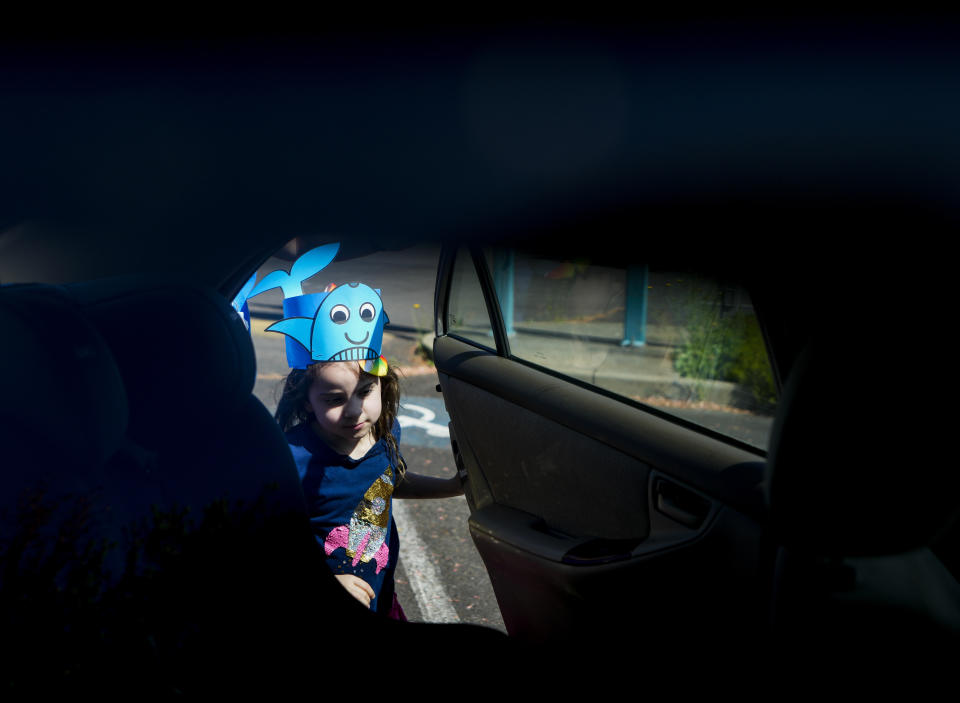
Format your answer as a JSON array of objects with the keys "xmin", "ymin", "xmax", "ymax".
[
  {"xmin": 312, "ymin": 283, "xmax": 386, "ymax": 362},
  {"xmin": 265, "ymin": 282, "xmax": 388, "ymax": 368}
]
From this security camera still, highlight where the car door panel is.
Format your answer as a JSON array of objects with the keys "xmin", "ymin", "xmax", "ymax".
[
  {"xmin": 468, "ymin": 500, "xmax": 765, "ymax": 643},
  {"xmin": 435, "ymin": 335, "xmax": 766, "ymax": 518},
  {"xmin": 441, "ymin": 367, "xmax": 652, "ymax": 540},
  {"xmin": 435, "ymin": 332, "xmax": 770, "ymax": 642}
]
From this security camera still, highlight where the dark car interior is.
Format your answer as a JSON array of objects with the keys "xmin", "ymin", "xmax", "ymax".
[{"xmin": 2, "ymin": 18, "xmax": 959, "ymax": 690}]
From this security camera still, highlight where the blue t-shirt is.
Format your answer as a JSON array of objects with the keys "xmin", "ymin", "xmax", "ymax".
[{"xmin": 286, "ymin": 420, "xmax": 402, "ymax": 615}]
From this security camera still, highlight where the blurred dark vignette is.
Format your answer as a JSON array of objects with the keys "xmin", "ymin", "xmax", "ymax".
[
  {"xmin": 2, "ymin": 13, "xmax": 959, "ymax": 687},
  {"xmin": 2, "ymin": 14, "xmax": 959, "ymax": 278}
]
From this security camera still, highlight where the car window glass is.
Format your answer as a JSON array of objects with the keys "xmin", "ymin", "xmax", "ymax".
[
  {"xmin": 446, "ymin": 247, "xmax": 496, "ymax": 350},
  {"xmin": 480, "ymin": 247, "xmax": 778, "ymax": 450}
]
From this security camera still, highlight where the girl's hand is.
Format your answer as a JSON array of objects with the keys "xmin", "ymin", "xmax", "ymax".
[
  {"xmin": 335, "ymin": 574, "xmax": 376, "ymax": 608},
  {"xmin": 393, "ymin": 471, "xmax": 465, "ymax": 499}
]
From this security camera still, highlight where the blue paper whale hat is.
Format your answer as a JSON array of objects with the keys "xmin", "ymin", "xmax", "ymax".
[{"xmin": 244, "ymin": 242, "xmax": 390, "ymax": 374}]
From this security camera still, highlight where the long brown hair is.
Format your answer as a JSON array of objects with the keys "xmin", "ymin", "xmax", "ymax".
[{"xmin": 274, "ymin": 362, "xmax": 406, "ymax": 476}]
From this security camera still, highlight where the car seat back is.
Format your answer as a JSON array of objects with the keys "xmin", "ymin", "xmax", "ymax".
[
  {"xmin": 0, "ymin": 283, "xmax": 137, "ymax": 690},
  {"xmin": 66, "ymin": 278, "xmax": 343, "ymax": 683},
  {"xmin": 765, "ymin": 328, "xmax": 960, "ymax": 654},
  {"xmin": 72, "ymin": 277, "xmax": 305, "ymax": 516}
]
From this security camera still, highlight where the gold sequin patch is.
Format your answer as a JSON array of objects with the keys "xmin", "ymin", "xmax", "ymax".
[{"xmin": 356, "ymin": 466, "xmax": 393, "ymax": 528}]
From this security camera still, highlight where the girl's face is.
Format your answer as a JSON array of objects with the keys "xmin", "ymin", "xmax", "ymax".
[{"xmin": 305, "ymin": 362, "xmax": 382, "ymax": 454}]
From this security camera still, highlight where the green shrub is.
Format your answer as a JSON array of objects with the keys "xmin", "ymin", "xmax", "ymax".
[{"xmin": 674, "ymin": 308, "xmax": 777, "ymax": 410}]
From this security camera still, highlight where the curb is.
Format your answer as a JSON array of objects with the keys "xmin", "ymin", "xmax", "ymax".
[{"xmin": 419, "ymin": 331, "xmax": 437, "ymax": 359}]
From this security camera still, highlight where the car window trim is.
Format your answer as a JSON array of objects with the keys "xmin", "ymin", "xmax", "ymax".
[
  {"xmin": 445, "ymin": 332, "xmax": 499, "ymax": 355},
  {"xmin": 434, "ymin": 242, "xmax": 456, "ymax": 339},
  {"xmin": 436, "ymin": 242, "xmax": 511, "ymax": 356},
  {"xmin": 468, "ymin": 246, "xmax": 511, "ymax": 357}
]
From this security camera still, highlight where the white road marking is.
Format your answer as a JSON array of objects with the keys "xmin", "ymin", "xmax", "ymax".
[
  {"xmin": 397, "ymin": 404, "xmax": 450, "ymax": 438},
  {"xmin": 393, "ymin": 499, "xmax": 460, "ymax": 623}
]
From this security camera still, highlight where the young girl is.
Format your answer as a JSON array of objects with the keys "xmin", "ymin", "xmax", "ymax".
[{"xmin": 275, "ymin": 359, "xmax": 462, "ymax": 619}]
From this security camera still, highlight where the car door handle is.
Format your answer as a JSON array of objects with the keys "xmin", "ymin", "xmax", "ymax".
[
  {"xmin": 654, "ymin": 479, "xmax": 710, "ymax": 529},
  {"xmin": 561, "ymin": 536, "xmax": 644, "ymax": 565}
]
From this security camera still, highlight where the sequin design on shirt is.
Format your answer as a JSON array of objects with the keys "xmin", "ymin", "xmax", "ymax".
[{"xmin": 323, "ymin": 466, "xmax": 394, "ymax": 574}]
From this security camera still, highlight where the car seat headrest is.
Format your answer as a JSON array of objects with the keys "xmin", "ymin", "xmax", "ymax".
[
  {"xmin": 70, "ymin": 278, "xmax": 257, "ymax": 446},
  {"xmin": 0, "ymin": 284, "xmax": 128, "ymax": 469},
  {"xmin": 765, "ymin": 327, "xmax": 958, "ymax": 557}
]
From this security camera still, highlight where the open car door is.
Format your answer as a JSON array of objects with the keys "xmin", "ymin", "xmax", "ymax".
[{"xmin": 432, "ymin": 235, "xmax": 780, "ymax": 648}]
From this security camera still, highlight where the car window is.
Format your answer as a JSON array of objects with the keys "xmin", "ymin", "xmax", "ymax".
[
  {"xmin": 444, "ymin": 245, "xmax": 778, "ymax": 451},
  {"xmin": 446, "ymin": 246, "xmax": 497, "ymax": 351}
]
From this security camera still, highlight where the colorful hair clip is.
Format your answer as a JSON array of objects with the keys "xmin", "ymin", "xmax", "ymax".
[{"xmin": 361, "ymin": 354, "xmax": 390, "ymax": 378}]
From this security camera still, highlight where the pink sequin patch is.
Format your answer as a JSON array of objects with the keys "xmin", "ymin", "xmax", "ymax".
[
  {"xmin": 373, "ymin": 542, "xmax": 389, "ymax": 574},
  {"xmin": 324, "ymin": 525, "xmax": 349, "ymax": 555},
  {"xmin": 388, "ymin": 594, "xmax": 407, "ymax": 621},
  {"xmin": 323, "ymin": 523, "xmax": 390, "ymax": 574}
]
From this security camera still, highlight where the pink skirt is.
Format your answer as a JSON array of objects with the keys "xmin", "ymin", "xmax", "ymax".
[{"xmin": 387, "ymin": 593, "xmax": 407, "ymax": 621}]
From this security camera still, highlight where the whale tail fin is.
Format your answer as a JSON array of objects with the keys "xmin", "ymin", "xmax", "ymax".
[
  {"xmin": 248, "ymin": 242, "xmax": 342, "ymax": 298},
  {"xmin": 289, "ymin": 243, "xmax": 340, "ymax": 289}
]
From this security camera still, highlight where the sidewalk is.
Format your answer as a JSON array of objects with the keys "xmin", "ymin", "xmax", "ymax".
[{"xmin": 420, "ymin": 323, "xmax": 764, "ymax": 413}]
